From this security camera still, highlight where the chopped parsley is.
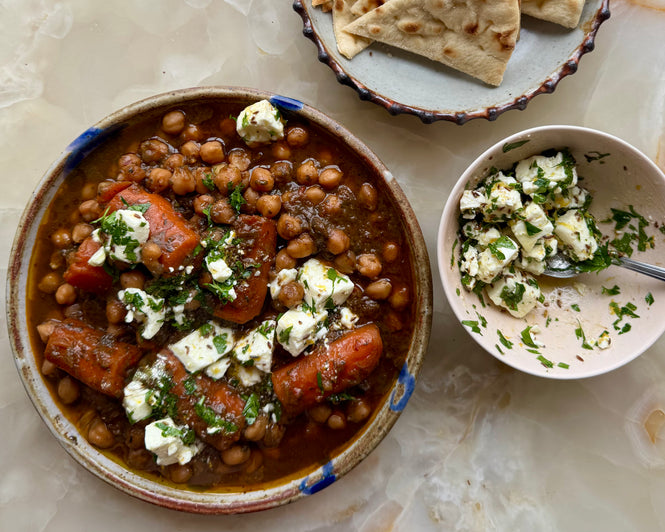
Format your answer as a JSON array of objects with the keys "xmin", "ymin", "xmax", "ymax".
[
  {"xmin": 316, "ymin": 371, "xmax": 324, "ymax": 393},
  {"xmin": 571, "ymin": 304, "xmax": 580, "ymax": 312},
  {"xmin": 499, "ymin": 282, "xmax": 525, "ymax": 312},
  {"xmin": 502, "ymin": 140, "xmax": 530, "ymax": 153},
  {"xmin": 601, "ymin": 285, "xmax": 621, "ymax": 296},
  {"xmin": 279, "ymin": 325, "xmax": 293, "ymax": 344},
  {"xmin": 497, "ymin": 330, "xmax": 513, "ymax": 349},
  {"xmin": 155, "ymin": 421, "xmax": 196, "ymax": 445},
  {"xmin": 213, "ymin": 333, "xmax": 228, "ymax": 354},
  {"xmin": 242, "ymin": 393, "xmax": 260, "ymax": 425},
  {"xmin": 520, "ymin": 326, "xmax": 538, "ymax": 348},
  {"xmin": 646, "ymin": 292, "xmax": 655, "ymax": 306},
  {"xmin": 524, "ymin": 221, "xmax": 542, "ymax": 236},
  {"xmin": 537, "ymin": 355, "xmax": 554, "ymax": 368},
  {"xmin": 228, "ymin": 183, "xmax": 246, "ymax": 214},
  {"xmin": 574, "ymin": 323, "xmax": 594, "ymax": 350},
  {"xmin": 194, "ymin": 396, "xmax": 238, "ymax": 434},
  {"xmin": 461, "ymin": 320, "xmax": 482, "ymax": 334},
  {"xmin": 202, "ymin": 172, "xmax": 216, "ymax": 191}
]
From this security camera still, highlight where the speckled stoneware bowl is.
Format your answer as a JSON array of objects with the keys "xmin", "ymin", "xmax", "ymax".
[
  {"xmin": 438, "ymin": 125, "xmax": 665, "ymax": 378},
  {"xmin": 293, "ymin": 0, "xmax": 610, "ymax": 124},
  {"xmin": 7, "ymin": 87, "xmax": 433, "ymax": 513}
]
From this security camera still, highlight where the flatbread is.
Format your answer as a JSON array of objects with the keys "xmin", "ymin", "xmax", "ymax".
[
  {"xmin": 343, "ymin": 0, "xmax": 521, "ymax": 86},
  {"xmin": 350, "ymin": 0, "xmax": 386, "ymax": 16},
  {"xmin": 333, "ymin": 0, "xmax": 373, "ymax": 59},
  {"xmin": 521, "ymin": 0, "xmax": 586, "ymax": 29}
]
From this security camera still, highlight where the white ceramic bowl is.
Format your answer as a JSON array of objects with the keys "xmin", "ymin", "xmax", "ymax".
[{"xmin": 438, "ymin": 125, "xmax": 665, "ymax": 378}]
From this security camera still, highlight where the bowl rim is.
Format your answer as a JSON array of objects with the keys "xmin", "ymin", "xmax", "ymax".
[
  {"xmin": 292, "ymin": 0, "xmax": 611, "ymax": 125},
  {"xmin": 6, "ymin": 86, "xmax": 433, "ymax": 513},
  {"xmin": 437, "ymin": 124, "xmax": 665, "ymax": 379}
]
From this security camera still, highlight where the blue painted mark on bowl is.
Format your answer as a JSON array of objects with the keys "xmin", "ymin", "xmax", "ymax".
[
  {"xmin": 389, "ymin": 362, "xmax": 415, "ymax": 412},
  {"xmin": 299, "ymin": 461, "xmax": 336, "ymax": 495},
  {"xmin": 64, "ymin": 124, "xmax": 124, "ymax": 173},
  {"xmin": 270, "ymin": 95, "xmax": 304, "ymax": 112}
]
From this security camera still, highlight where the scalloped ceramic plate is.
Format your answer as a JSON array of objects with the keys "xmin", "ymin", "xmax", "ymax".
[{"xmin": 293, "ymin": 0, "xmax": 610, "ymax": 124}]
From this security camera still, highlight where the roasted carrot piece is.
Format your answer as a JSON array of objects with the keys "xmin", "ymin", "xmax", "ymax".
[
  {"xmin": 271, "ymin": 324, "xmax": 383, "ymax": 416},
  {"xmin": 62, "ymin": 237, "xmax": 113, "ymax": 295},
  {"xmin": 214, "ymin": 215, "xmax": 277, "ymax": 324},
  {"xmin": 44, "ymin": 318, "xmax": 143, "ymax": 398},
  {"xmin": 158, "ymin": 351, "xmax": 246, "ymax": 451},
  {"xmin": 107, "ymin": 184, "xmax": 200, "ymax": 272}
]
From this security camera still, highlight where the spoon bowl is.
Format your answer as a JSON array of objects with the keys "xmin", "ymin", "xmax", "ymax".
[{"xmin": 544, "ymin": 253, "xmax": 665, "ymax": 281}]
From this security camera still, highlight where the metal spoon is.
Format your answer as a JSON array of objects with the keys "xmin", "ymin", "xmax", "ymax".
[{"xmin": 544, "ymin": 253, "xmax": 665, "ymax": 281}]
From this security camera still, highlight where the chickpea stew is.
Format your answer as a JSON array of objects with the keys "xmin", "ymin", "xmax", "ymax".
[{"xmin": 24, "ymin": 95, "xmax": 424, "ymax": 491}]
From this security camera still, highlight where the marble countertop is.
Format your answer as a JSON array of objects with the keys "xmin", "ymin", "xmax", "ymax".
[{"xmin": 2, "ymin": 1, "xmax": 665, "ymax": 530}]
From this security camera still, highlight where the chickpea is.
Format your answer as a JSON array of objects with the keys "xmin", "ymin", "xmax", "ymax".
[
  {"xmin": 49, "ymin": 250, "xmax": 64, "ymax": 270},
  {"xmin": 81, "ymin": 182, "xmax": 97, "ymax": 201},
  {"xmin": 87, "ymin": 418, "xmax": 115, "ymax": 449},
  {"xmin": 357, "ymin": 253, "xmax": 382, "ymax": 278},
  {"xmin": 180, "ymin": 140, "xmax": 200, "ymax": 163},
  {"xmin": 179, "ymin": 123, "xmax": 202, "ymax": 142},
  {"xmin": 41, "ymin": 358, "xmax": 57, "ymax": 377},
  {"xmin": 271, "ymin": 141, "xmax": 291, "ymax": 160},
  {"xmin": 139, "ymin": 139, "xmax": 169, "ymax": 163},
  {"xmin": 382, "ymin": 241, "xmax": 400, "ymax": 263},
  {"xmin": 38, "ymin": 272, "xmax": 61, "ymax": 294},
  {"xmin": 57, "ymin": 376, "xmax": 80, "ymax": 404},
  {"xmin": 118, "ymin": 153, "xmax": 142, "ymax": 172},
  {"xmin": 193, "ymin": 194, "xmax": 214, "ymax": 216},
  {"xmin": 228, "ymin": 149, "xmax": 251, "ymax": 171},
  {"xmin": 318, "ymin": 167, "xmax": 343, "ymax": 190},
  {"xmin": 55, "ymin": 283, "xmax": 77, "ymax": 305},
  {"xmin": 97, "ymin": 181, "xmax": 116, "ymax": 199},
  {"xmin": 221, "ymin": 445, "xmax": 251, "ymax": 466},
  {"xmin": 51, "ymin": 228, "xmax": 72, "ymax": 249},
  {"xmin": 365, "ymin": 279, "xmax": 392, "ymax": 300},
  {"xmin": 250, "ymin": 167, "xmax": 274, "ymax": 192},
  {"xmin": 243, "ymin": 415, "xmax": 268, "ymax": 442},
  {"xmin": 106, "ymin": 299, "xmax": 127, "ymax": 324},
  {"xmin": 126, "ymin": 448, "xmax": 154, "ymax": 470},
  {"xmin": 36, "ymin": 321, "xmax": 57, "ymax": 343},
  {"xmin": 278, "ymin": 281, "xmax": 305, "ymax": 308},
  {"xmin": 162, "ymin": 110, "xmax": 186, "ymax": 135},
  {"xmin": 213, "ymin": 163, "xmax": 242, "ymax": 193},
  {"xmin": 320, "ymin": 194, "xmax": 342, "ymax": 216},
  {"xmin": 326, "ymin": 228, "xmax": 350, "ymax": 255},
  {"xmin": 358, "ymin": 182, "xmax": 378, "ymax": 211},
  {"xmin": 120, "ymin": 271, "xmax": 146, "ymax": 290},
  {"xmin": 79, "ymin": 200, "xmax": 101, "ymax": 222},
  {"xmin": 219, "ymin": 117, "xmax": 236, "ymax": 137},
  {"xmin": 277, "ymin": 214, "xmax": 303, "ymax": 240},
  {"xmin": 145, "ymin": 167, "xmax": 171, "ymax": 193},
  {"xmin": 171, "ymin": 167, "xmax": 196, "ymax": 195},
  {"xmin": 308, "ymin": 404, "xmax": 332, "ymax": 424},
  {"xmin": 210, "ymin": 198, "xmax": 236, "ymax": 225},
  {"xmin": 327, "ymin": 412, "xmax": 347, "ymax": 430},
  {"xmin": 347, "ymin": 399, "xmax": 372, "ymax": 423},
  {"xmin": 385, "ymin": 310, "xmax": 404, "ymax": 332},
  {"xmin": 270, "ymin": 160, "xmax": 293, "ymax": 184},
  {"xmin": 296, "ymin": 159, "xmax": 319, "ymax": 186},
  {"xmin": 287, "ymin": 233, "xmax": 316, "ymax": 259},
  {"xmin": 275, "ymin": 248, "xmax": 297, "ymax": 271},
  {"xmin": 192, "ymin": 167, "xmax": 214, "ymax": 194},
  {"xmin": 163, "ymin": 154, "xmax": 184, "ymax": 171},
  {"xmin": 169, "ymin": 463, "xmax": 193, "ymax": 484},
  {"xmin": 71, "ymin": 223, "xmax": 93, "ymax": 244},
  {"xmin": 317, "ymin": 147, "xmax": 334, "ymax": 166},
  {"xmin": 256, "ymin": 195, "xmax": 282, "ymax": 218},
  {"xmin": 200, "ymin": 140, "xmax": 225, "ymax": 164},
  {"xmin": 244, "ymin": 449, "xmax": 264, "ymax": 475},
  {"xmin": 334, "ymin": 250, "xmax": 356, "ymax": 274},
  {"xmin": 141, "ymin": 241, "xmax": 162, "ymax": 263},
  {"xmin": 285, "ymin": 126, "xmax": 309, "ymax": 147},
  {"xmin": 242, "ymin": 187, "xmax": 260, "ymax": 214},
  {"xmin": 389, "ymin": 284, "xmax": 410, "ymax": 310}
]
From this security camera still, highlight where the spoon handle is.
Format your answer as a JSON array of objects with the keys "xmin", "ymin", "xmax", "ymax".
[{"xmin": 618, "ymin": 257, "xmax": 665, "ymax": 282}]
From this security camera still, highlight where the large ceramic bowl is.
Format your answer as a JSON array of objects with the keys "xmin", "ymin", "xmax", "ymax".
[
  {"xmin": 7, "ymin": 87, "xmax": 432, "ymax": 513},
  {"xmin": 438, "ymin": 125, "xmax": 665, "ymax": 378}
]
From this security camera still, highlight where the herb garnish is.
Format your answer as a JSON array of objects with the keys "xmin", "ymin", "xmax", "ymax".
[
  {"xmin": 242, "ymin": 393, "xmax": 260, "ymax": 425},
  {"xmin": 155, "ymin": 421, "xmax": 196, "ymax": 445}
]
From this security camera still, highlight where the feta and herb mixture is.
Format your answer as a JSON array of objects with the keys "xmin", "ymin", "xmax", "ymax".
[
  {"xmin": 30, "ymin": 99, "xmax": 415, "ymax": 488},
  {"xmin": 458, "ymin": 150, "xmax": 601, "ymax": 318}
]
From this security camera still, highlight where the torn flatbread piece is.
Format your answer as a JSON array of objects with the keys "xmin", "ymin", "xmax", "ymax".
[
  {"xmin": 344, "ymin": 0, "xmax": 520, "ymax": 86},
  {"xmin": 521, "ymin": 0, "xmax": 586, "ymax": 29},
  {"xmin": 333, "ymin": 0, "xmax": 372, "ymax": 59},
  {"xmin": 350, "ymin": 0, "xmax": 386, "ymax": 16},
  {"xmin": 312, "ymin": 0, "xmax": 334, "ymax": 12}
]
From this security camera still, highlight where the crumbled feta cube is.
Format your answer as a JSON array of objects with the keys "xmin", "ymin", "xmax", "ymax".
[
  {"xmin": 236, "ymin": 366, "xmax": 262, "ymax": 387},
  {"xmin": 123, "ymin": 380, "xmax": 154, "ymax": 423},
  {"xmin": 299, "ymin": 258, "xmax": 354, "ymax": 310},
  {"xmin": 205, "ymin": 357, "xmax": 232, "ymax": 380},
  {"xmin": 276, "ymin": 308, "xmax": 328, "ymax": 356},
  {"xmin": 269, "ymin": 268, "xmax": 298, "ymax": 299},
  {"xmin": 232, "ymin": 320, "xmax": 276, "ymax": 373},
  {"xmin": 118, "ymin": 288, "xmax": 166, "ymax": 340},
  {"xmin": 236, "ymin": 100, "xmax": 285, "ymax": 145},
  {"xmin": 481, "ymin": 174, "xmax": 522, "ymax": 222},
  {"xmin": 486, "ymin": 269, "xmax": 542, "ymax": 318},
  {"xmin": 597, "ymin": 330, "xmax": 611, "ymax": 349},
  {"xmin": 460, "ymin": 189, "xmax": 488, "ymax": 219},
  {"xmin": 544, "ymin": 185, "xmax": 588, "ymax": 211},
  {"xmin": 554, "ymin": 209, "xmax": 598, "ymax": 261},
  {"xmin": 460, "ymin": 246, "xmax": 480, "ymax": 278},
  {"xmin": 206, "ymin": 256, "xmax": 233, "ymax": 282},
  {"xmin": 509, "ymin": 202, "xmax": 554, "ymax": 253},
  {"xmin": 87, "ymin": 245, "xmax": 107, "ymax": 267},
  {"xmin": 515, "ymin": 152, "xmax": 577, "ymax": 192},
  {"xmin": 338, "ymin": 307, "xmax": 359, "ymax": 329},
  {"xmin": 105, "ymin": 209, "xmax": 151, "ymax": 264},
  {"xmin": 144, "ymin": 417, "xmax": 201, "ymax": 466},
  {"xmin": 476, "ymin": 237, "xmax": 519, "ymax": 284},
  {"xmin": 169, "ymin": 322, "xmax": 235, "ymax": 373}
]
